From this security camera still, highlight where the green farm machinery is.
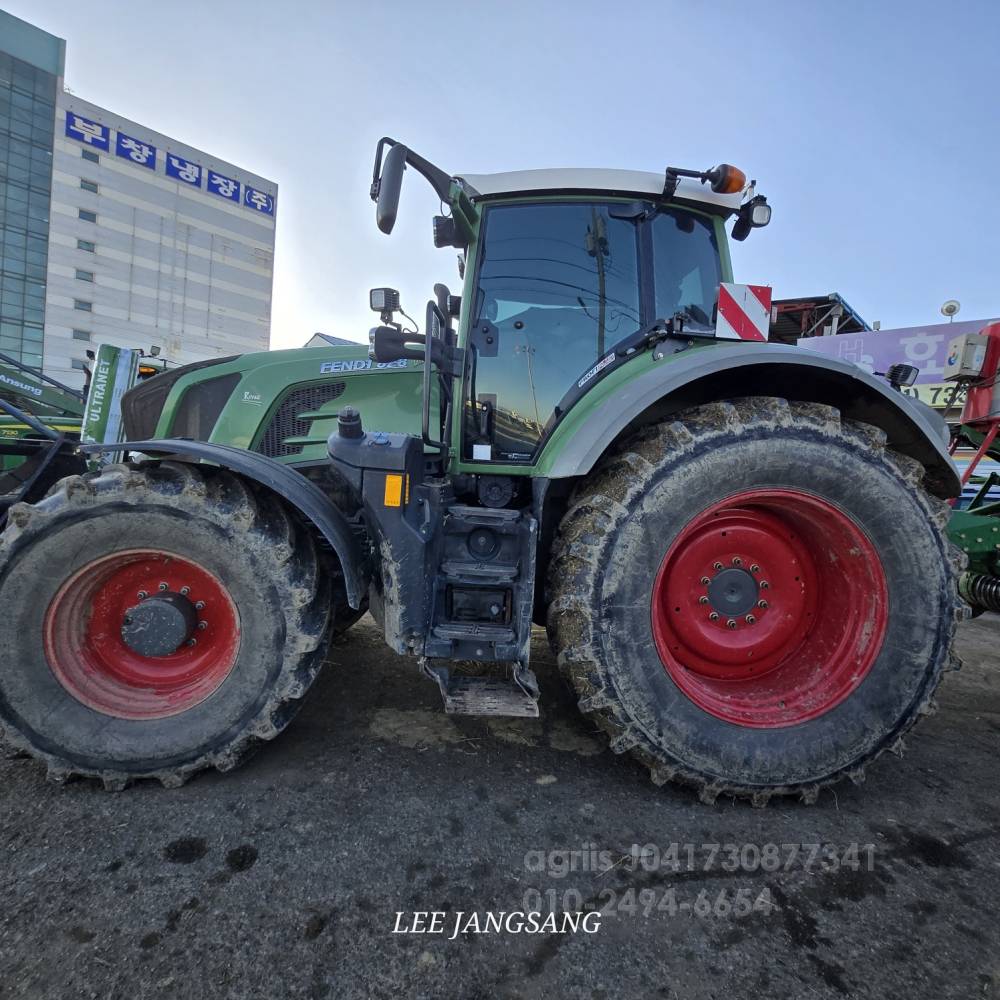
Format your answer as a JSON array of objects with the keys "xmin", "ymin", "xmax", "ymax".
[
  {"xmin": 0, "ymin": 351, "xmax": 95, "ymax": 522},
  {"xmin": 942, "ymin": 324, "xmax": 1000, "ymax": 614},
  {"xmin": 0, "ymin": 347, "xmax": 167, "ymax": 524},
  {"xmin": 0, "ymin": 139, "xmax": 977, "ymax": 803}
]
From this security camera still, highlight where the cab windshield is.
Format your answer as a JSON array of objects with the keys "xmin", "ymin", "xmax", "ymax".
[{"xmin": 465, "ymin": 201, "xmax": 721, "ymax": 462}]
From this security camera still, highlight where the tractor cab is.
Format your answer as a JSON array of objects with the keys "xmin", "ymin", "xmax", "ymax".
[
  {"xmin": 363, "ymin": 138, "xmax": 772, "ymax": 471},
  {"xmin": 326, "ymin": 140, "xmax": 776, "ymax": 713}
]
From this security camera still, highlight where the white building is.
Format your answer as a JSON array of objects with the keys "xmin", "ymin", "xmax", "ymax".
[{"xmin": 1, "ymin": 12, "xmax": 278, "ymax": 390}]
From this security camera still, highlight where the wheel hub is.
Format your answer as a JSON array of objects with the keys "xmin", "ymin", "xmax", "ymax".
[
  {"xmin": 43, "ymin": 550, "xmax": 240, "ymax": 720},
  {"xmin": 706, "ymin": 567, "xmax": 759, "ymax": 617},
  {"xmin": 121, "ymin": 591, "xmax": 198, "ymax": 657},
  {"xmin": 651, "ymin": 489, "xmax": 888, "ymax": 728}
]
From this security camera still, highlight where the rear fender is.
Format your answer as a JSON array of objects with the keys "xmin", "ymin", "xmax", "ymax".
[
  {"xmin": 540, "ymin": 342, "xmax": 960, "ymax": 499},
  {"xmin": 80, "ymin": 439, "xmax": 368, "ymax": 608}
]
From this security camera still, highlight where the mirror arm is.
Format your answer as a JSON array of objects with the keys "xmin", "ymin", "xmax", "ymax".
[{"xmin": 371, "ymin": 136, "xmax": 453, "ymax": 204}]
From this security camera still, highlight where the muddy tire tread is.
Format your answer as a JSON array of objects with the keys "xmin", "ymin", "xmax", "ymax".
[
  {"xmin": 0, "ymin": 461, "xmax": 333, "ymax": 790},
  {"xmin": 545, "ymin": 397, "xmax": 967, "ymax": 805}
]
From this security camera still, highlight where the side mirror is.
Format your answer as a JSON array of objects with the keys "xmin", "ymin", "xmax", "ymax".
[{"xmin": 376, "ymin": 143, "xmax": 408, "ymax": 234}]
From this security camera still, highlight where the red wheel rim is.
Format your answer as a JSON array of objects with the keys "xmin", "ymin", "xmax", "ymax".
[
  {"xmin": 651, "ymin": 489, "xmax": 888, "ymax": 728},
  {"xmin": 44, "ymin": 550, "xmax": 240, "ymax": 720}
]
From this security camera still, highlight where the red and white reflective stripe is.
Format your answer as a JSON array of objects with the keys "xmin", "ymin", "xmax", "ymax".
[{"xmin": 715, "ymin": 283, "xmax": 772, "ymax": 341}]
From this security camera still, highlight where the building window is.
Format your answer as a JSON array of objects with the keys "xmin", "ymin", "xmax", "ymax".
[
  {"xmin": 72, "ymin": 329, "xmax": 91, "ymax": 341},
  {"xmin": 78, "ymin": 209, "xmax": 97, "ymax": 223},
  {"xmin": 73, "ymin": 299, "xmax": 92, "ymax": 312},
  {"xmin": 77, "ymin": 239, "xmax": 96, "ymax": 252},
  {"xmin": 80, "ymin": 179, "xmax": 99, "ymax": 194},
  {"xmin": 75, "ymin": 269, "xmax": 94, "ymax": 282},
  {"xmin": 81, "ymin": 149, "xmax": 99, "ymax": 164},
  {"xmin": 71, "ymin": 358, "xmax": 88, "ymax": 370}
]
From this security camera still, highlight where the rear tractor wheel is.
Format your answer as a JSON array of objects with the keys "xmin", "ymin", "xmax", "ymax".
[
  {"xmin": 547, "ymin": 397, "xmax": 965, "ymax": 804},
  {"xmin": 0, "ymin": 462, "xmax": 332, "ymax": 789}
]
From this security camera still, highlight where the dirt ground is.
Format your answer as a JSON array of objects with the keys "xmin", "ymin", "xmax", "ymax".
[{"xmin": 1, "ymin": 615, "xmax": 998, "ymax": 1000}]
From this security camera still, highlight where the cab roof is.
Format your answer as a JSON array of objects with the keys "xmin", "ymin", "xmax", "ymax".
[{"xmin": 455, "ymin": 168, "xmax": 746, "ymax": 216}]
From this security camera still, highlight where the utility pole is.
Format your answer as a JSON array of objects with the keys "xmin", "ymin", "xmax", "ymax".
[{"xmin": 587, "ymin": 208, "xmax": 609, "ymax": 357}]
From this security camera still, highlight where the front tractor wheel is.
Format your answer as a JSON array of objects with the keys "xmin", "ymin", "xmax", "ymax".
[
  {"xmin": 547, "ymin": 398, "xmax": 965, "ymax": 804},
  {"xmin": 0, "ymin": 463, "xmax": 332, "ymax": 789}
]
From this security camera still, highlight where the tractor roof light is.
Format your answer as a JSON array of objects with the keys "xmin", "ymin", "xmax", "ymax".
[
  {"xmin": 663, "ymin": 163, "xmax": 749, "ymax": 200},
  {"xmin": 706, "ymin": 163, "xmax": 747, "ymax": 195},
  {"xmin": 749, "ymin": 197, "xmax": 771, "ymax": 227},
  {"xmin": 731, "ymin": 194, "xmax": 772, "ymax": 242}
]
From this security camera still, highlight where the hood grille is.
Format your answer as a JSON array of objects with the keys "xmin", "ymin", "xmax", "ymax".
[{"xmin": 255, "ymin": 382, "xmax": 347, "ymax": 458}]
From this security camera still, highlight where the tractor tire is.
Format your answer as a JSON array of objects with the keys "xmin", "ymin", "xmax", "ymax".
[
  {"xmin": 546, "ymin": 397, "xmax": 966, "ymax": 805},
  {"xmin": 0, "ymin": 462, "xmax": 332, "ymax": 789}
]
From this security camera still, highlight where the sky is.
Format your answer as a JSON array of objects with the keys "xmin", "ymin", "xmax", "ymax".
[{"xmin": 13, "ymin": 0, "xmax": 1000, "ymax": 350}]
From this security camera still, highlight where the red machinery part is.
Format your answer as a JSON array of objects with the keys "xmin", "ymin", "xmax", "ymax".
[
  {"xmin": 43, "ymin": 550, "xmax": 240, "ymax": 720},
  {"xmin": 961, "ymin": 321, "xmax": 1000, "ymax": 426},
  {"xmin": 651, "ymin": 489, "xmax": 888, "ymax": 728}
]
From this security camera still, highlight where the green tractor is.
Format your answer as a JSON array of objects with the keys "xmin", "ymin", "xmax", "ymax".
[{"xmin": 0, "ymin": 139, "xmax": 966, "ymax": 803}]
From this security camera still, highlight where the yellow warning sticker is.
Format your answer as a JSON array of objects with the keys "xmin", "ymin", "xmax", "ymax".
[{"xmin": 384, "ymin": 474, "xmax": 403, "ymax": 507}]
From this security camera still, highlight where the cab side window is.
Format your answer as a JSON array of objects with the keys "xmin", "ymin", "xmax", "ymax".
[{"xmin": 651, "ymin": 210, "xmax": 721, "ymax": 327}]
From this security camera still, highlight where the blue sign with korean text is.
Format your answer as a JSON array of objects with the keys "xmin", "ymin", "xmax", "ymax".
[
  {"xmin": 207, "ymin": 170, "xmax": 240, "ymax": 202},
  {"xmin": 65, "ymin": 112, "xmax": 110, "ymax": 151},
  {"xmin": 244, "ymin": 186, "xmax": 275, "ymax": 216},
  {"xmin": 115, "ymin": 132, "xmax": 156, "ymax": 170},
  {"xmin": 166, "ymin": 153, "xmax": 203, "ymax": 187}
]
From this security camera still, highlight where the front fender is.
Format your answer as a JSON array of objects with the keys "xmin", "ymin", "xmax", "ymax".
[
  {"xmin": 538, "ymin": 342, "xmax": 960, "ymax": 499},
  {"xmin": 80, "ymin": 439, "xmax": 367, "ymax": 608}
]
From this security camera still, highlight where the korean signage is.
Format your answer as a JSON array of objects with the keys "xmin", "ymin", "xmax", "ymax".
[
  {"xmin": 65, "ymin": 112, "xmax": 109, "ymax": 151},
  {"xmin": 208, "ymin": 170, "xmax": 240, "ymax": 202},
  {"xmin": 63, "ymin": 109, "xmax": 275, "ymax": 216},
  {"xmin": 797, "ymin": 318, "xmax": 994, "ymax": 382},
  {"xmin": 244, "ymin": 186, "xmax": 274, "ymax": 216},
  {"xmin": 797, "ymin": 318, "xmax": 1000, "ymax": 409},
  {"xmin": 166, "ymin": 153, "xmax": 203, "ymax": 187},
  {"xmin": 116, "ymin": 132, "xmax": 156, "ymax": 169}
]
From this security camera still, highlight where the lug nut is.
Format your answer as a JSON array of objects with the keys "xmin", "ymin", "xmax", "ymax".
[
  {"xmin": 745, "ymin": 614, "xmax": 756, "ymax": 625},
  {"xmin": 158, "ymin": 582, "xmax": 168, "ymax": 591},
  {"xmin": 700, "ymin": 576, "xmax": 710, "ymax": 585},
  {"xmin": 709, "ymin": 612, "xmax": 719, "ymax": 622},
  {"xmin": 195, "ymin": 601, "xmax": 205, "ymax": 610},
  {"xmin": 180, "ymin": 586, "xmax": 190, "ymax": 596},
  {"xmin": 732, "ymin": 557, "xmax": 743, "ymax": 567},
  {"xmin": 186, "ymin": 638, "xmax": 197, "ymax": 647},
  {"xmin": 713, "ymin": 561, "xmax": 723, "ymax": 571},
  {"xmin": 137, "ymin": 590, "xmax": 148, "ymax": 600},
  {"xmin": 750, "ymin": 564, "xmax": 760, "ymax": 573},
  {"xmin": 759, "ymin": 581, "xmax": 769, "ymax": 590},
  {"xmin": 757, "ymin": 599, "xmax": 768, "ymax": 609},
  {"xmin": 726, "ymin": 619, "xmax": 737, "ymax": 629},
  {"xmin": 197, "ymin": 621, "xmax": 207, "ymax": 630},
  {"xmin": 698, "ymin": 596, "xmax": 709, "ymax": 605}
]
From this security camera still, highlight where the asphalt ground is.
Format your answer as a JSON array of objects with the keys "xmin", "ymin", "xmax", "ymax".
[{"xmin": 1, "ymin": 615, "xmax": 998, "ymax": 1000}]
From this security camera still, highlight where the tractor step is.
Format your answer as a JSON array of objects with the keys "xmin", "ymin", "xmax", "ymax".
[{"xmin": 422, "ymin": 663, "xmax": 540, "ymax": 718}]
